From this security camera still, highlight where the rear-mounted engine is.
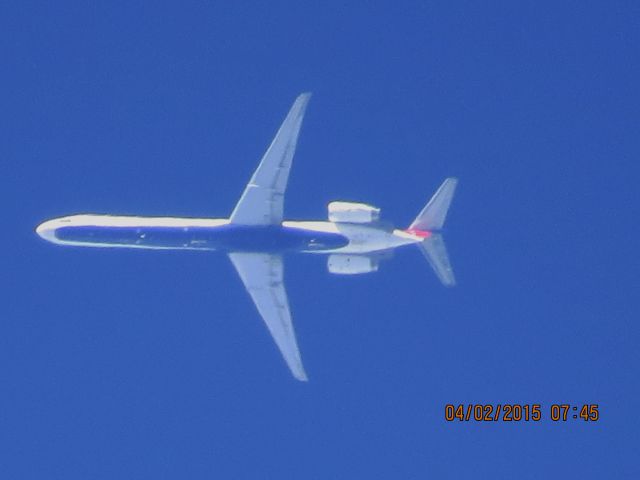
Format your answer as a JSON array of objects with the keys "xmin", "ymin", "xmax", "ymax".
[
  {"xmin": 327, "ymin": 254, "xmax": 379, "ymax": 274},
  {"xmin": 327, "ymin": 201, "xmax": 380, "ymax": 224}
]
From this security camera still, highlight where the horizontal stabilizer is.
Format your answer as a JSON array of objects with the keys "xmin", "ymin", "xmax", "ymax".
[
  {"xmin": 418, "ymin": 234, "xmax": 456, "ymax": 287},
  {"xmin": 409, "ymin": 178, "xmax": 458, "ymax": 231}
]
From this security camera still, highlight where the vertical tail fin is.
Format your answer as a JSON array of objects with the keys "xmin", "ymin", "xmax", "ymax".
[
  {"xmin": 409, "ymin": 178, "xmax": 458, "ymax": 231},
  {"xmin": 411, "ymin": 178, "xmax": 458, "ymax": 286}
]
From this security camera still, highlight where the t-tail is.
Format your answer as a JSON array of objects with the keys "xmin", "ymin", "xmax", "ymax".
[{"xmin": 408, "ymin": 178, "xmax": 458, "ymax": 287}]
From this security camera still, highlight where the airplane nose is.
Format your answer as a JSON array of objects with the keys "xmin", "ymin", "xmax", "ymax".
[{"xmin": 36, "ymin": 220, "xmax": 58, "ymax": 242}]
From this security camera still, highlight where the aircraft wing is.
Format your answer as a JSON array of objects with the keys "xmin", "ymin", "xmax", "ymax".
[
  {"xmin": 229, "ymin": 93, "xmax": 312, "ymax": 225},
  {"xmin": 228, "ymin": 252, "xmax": 308, "ymax": 381}
]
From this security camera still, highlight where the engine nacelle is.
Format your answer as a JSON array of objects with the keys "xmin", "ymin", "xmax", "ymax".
[
  {"xmin": 327, "ymin": 201, "xmax": 380, "ymax": 224},
  {"xmin": 327, "ymin": 254, "xmax": 379, "ymax": 275}
]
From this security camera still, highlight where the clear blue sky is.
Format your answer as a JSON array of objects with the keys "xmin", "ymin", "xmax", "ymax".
[{"xmin": 2, "ymin": 1, "xmax": 639, "ymax": 478}]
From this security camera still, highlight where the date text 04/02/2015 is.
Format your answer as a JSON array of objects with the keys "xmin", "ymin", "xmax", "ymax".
[{"xmin": 444, "ymin": 404, "xmax": 599, "ymax": 422}]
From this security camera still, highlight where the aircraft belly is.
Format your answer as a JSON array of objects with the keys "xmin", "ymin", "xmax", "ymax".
[
  {"xmin": 299, "ymin": 223, "xmax": 418, "ymax": 254},
  {"xmin": 53, "ymin": 224, "xmax": 348, "ymax": 253}
]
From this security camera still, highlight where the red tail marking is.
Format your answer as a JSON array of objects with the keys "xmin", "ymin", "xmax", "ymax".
[{"xmin": 405, "ymin": 228, "xmax": 432, "ymax": 239}]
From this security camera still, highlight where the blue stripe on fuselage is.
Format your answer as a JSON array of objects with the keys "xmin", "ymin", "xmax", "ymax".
[{"xmin": 54, "ymin": 224, "xmax": 349, "ymax": 252}]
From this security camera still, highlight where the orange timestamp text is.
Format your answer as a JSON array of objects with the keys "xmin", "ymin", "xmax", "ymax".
[{"xmin": 444, "ymin": 404, "xmax": 599, "ymax": 422}]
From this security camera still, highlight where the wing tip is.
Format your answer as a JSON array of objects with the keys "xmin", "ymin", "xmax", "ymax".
[
  {"xmin": 296, "ymin": 92, "xmax": 312, "ymax": 106},
  {"xmin": 292, "ymin": 365, "xmax": 309, "ymax": 382}
]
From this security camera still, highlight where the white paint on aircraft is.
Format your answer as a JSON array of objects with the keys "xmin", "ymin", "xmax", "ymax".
[{"xmin": 36, "ymin": 93, "xmax": 458, "ymax": 381}]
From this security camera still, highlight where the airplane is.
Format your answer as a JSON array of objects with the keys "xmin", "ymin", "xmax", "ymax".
[{"xmin": 36, "ymin": 93, "xmax": 457, "ymax": 381}]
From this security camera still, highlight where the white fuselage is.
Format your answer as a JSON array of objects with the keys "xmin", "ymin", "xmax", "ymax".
[{"xmin": 36, "ymin": 214, "xmax": 423, "ymax": 255}]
